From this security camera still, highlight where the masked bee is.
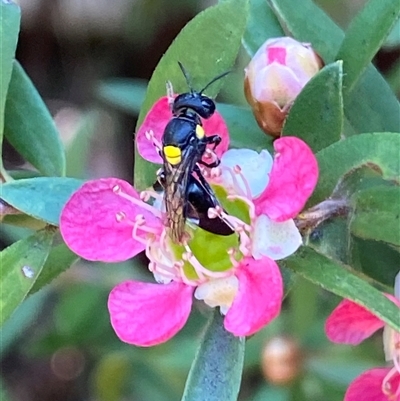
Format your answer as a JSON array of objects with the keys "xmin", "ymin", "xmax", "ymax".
[{"xmin": 159, "ymin": 62, "xmax": 233, "ymax": 242}]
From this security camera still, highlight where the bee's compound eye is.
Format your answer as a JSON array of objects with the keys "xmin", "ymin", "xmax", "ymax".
[
  {"xmin": 195, "ymin": 125, "xmax": 205, "ymax": 139},
  {"xmin": 163, "ymin": 145, "xmax": 182, "ymax": 165}
]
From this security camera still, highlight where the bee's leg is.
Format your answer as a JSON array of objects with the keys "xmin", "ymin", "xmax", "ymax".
[
  {"xmin": 199, "ymin": 134, "xmax": 222, "ymax": 168},
  {"xmin": 205, "ymin": 134, "xmax": 221, "ymax": 150},
  {"xmin": 198, "ymin": 158, "xmax": 220, "ymax": 168},
  {"xmin": 193, "ymin": 165, "xmax": 218, "ymax": 200},
  {"xmin": 156, "ymin": 168, "xmax": 166, "ymax": 188}
]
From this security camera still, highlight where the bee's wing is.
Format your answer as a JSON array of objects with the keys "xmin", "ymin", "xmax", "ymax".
[{"xmin": 162, "ymin": 148, "xmax": 197, "ymax": 242}]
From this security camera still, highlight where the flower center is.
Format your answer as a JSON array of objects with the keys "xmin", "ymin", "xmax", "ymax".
[{"xmin": 111, "ymin": 162, "xmax": 258, "ymax": 292}]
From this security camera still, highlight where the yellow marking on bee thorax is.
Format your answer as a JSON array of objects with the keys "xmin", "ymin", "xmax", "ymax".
[
  {"xmin": 163, "ymin": 145, "xmax": 182, "ymax": 165},
  {"xmin": 195, "ymin": 125, "xmax": 205, "ymax": 139}
]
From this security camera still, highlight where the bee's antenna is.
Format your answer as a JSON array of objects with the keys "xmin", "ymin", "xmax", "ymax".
[
  {"xmin": 200, "ymin": 70, "xmax": 231, "ymax": 94},
  {"xmin": 178, "ymin": 61, "xmax": 194, "ymax": 93}
]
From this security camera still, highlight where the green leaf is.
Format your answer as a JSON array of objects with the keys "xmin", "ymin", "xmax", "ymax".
[
  {"xmin": 0, "ymin": 0, "xmax": 20, "ymax": 176},
  {"xmin": 134, "ymin": 0, "xmax": 249, "ymax": 190},
  {"xmin": 385, "ymin": 18, "xmax": 400, "ymax": 48},
  {"xmin": 1, "ymin": 177, "xmax": 84, "ymax": 225},
  {"xmin": 283, "ymin": 246, "xmax": 400, "ymax": 331},
  {"xmin": 350, "ymin": 186, "xmax": 400, "ymax": 246},
  {"xmin": 181, "ymin": 311, "xmax": 245, "ymax": 401},
  {"xmin": 29, "ymin": 241, "xmax": 79, "ymax": 294},
  {"xmin": 4, "ymin": 61, "xmax": 66, "ymax": 177},
  {"xmin": 217, "ymin": 103, "xmax": 273, "ymax": 152},
  {"xmin": 0, "ymin": 287, "xmax": 50, "ymax": 354},
  {"xmin": 65, "ymin": 110, "xmax": 99, "ymax": 178},
  {"xmin": 336, "ymin": 0, "xmax": 400, "ymax": 93},
  {"xmin": 242, "ymin": 0, "xmax": 284, "ymax": 55},
  {"xmin": 0, "ymin": 228, "xmax": 54, "ymax": 325},
  {"xmin": 282, "ymin": 61, "xmax": 343, "ymax": 152},
  {"xmin": 268, "ymin": 0, "xmax": 400, "ymax": 134},
  {"xmin": 343, "ymin": 67, "xmax": 400, "ymax": 134},
  {"xmin": 351, "ymin": 237, "xmax": 399, "ymax": 288},
  {"xmin": 96, "ymin": 78, "xmax": 148, "ymax": 115},
  {"xmin": 0, "ymin": 1, "xmax": 20, "ymax": 137},
  {"xmin": 311, "ymin": 133, "xmax": 400, "ymax": 204}
]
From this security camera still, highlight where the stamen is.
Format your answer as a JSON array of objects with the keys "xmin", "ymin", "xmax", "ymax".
[
  {"xmin": 113, "ymin": 185, "xmax": 162, "ymax": 218},
  {"xmin": 182, "ymin": 244, "xmax": 233, "ymax": 280},
  {"xmin": 115, "ymin": 211, "xmax": 126, "ymax": 222},
  {"xmin": 140, "ymin": 190, "xmax": 163, "ymax": 202},
  {"xmin": 226, "ymin": 194, "xmax": 256, "ymax": 221},
  {"xmin": 219, "ymin": 166, "xmax": 246, "ymax": 197},
  {"xmin": 178, "ymin": 266, "xmax": 200, "ymax": 287},
  {"xmin": 145, "ymin": 129, "xmax": 163, "ymax": 152},
  {"xmin": 227, "ymin": 248, "xmax": 239, "ymax": 268},
  {"xmin": 381, "ymin": 366, "xmax": 399, "ymax": 399},
  {"xmin": 233, "ymin": 165, "xmax": 252, "ymax": 199}
]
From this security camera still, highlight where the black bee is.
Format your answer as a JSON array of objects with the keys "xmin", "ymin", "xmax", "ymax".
[{"xmin": 158, "ymin": 62, "xmax": 234, "ymax": 242}]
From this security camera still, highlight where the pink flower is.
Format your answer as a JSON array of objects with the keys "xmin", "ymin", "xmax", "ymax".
[
  {"xmin": 325, "ymin": 273, "xmax": 400, "ymax": 401},
  {"xmin": 244, "ymin": 37, "xmax": 323, "ymax": 137},
  {"xmin": 60, "ymin": 98, "xmax": 318, "ymax": 347}
]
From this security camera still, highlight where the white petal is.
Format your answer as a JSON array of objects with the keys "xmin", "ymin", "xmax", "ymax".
[
  {"xmin": 194, "ymin": 276, "xmax": 239, "ymax": 315},
  {"xmin": 153, "ymin": 272, "xmax": 173, "ymax": 284},
  {"xmin": 220, "ymin": 149, "xmax": 273, "ymax": 198},
  {"xmin": 251, "ymin": 214, "xmax": 302, "ymax": 260}
]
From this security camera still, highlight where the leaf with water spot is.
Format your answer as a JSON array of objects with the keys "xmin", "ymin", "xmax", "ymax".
[{"xmin": 0, "ymin": 228, "xmax": 54, "ymax": 326}]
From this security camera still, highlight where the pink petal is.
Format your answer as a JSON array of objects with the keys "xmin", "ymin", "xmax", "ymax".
[
  {"xmin": 60, "ymin": 178, "xmax": 161, "ymax": 262},
  {"xmin": 136, "ymin": 96, "xmax": 229, "ymax": 163},
  {"xmin": 136, "ymin": 97, "xmax": 170, "ymax": 164},
  {"xmin": 267, "ymin": 46, "xmax": 287, "ymax": 65},
  {"xmin": 108, "ymin": 280, "xmax": 193, "ymax": 346},
  {"xmin": 325, "ymin": 299, "xmax": 385, "ymax": 345},
  {"xmin": 224, "ymin": 256, "xmax": 283, "ymax": 336},
  {"xmin": 344, "ymin": 368, "xmax": 396, "ymax": 401},
  {"xmin": 254, "ymin": 136, "xmax": 318, "ymax": 221}
]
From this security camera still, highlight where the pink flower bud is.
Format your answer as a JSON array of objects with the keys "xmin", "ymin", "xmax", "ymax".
[{"xmin": 244, "ymin": 37, "xmax": 323, "ymax": 137}]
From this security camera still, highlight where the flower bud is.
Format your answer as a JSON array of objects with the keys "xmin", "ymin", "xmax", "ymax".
[
  {"xmin": 244, "ymin": 37, "xmax": 323, "ymax": 137},
  {"xmin": 261, "ymin": 335, "xmax": 303, "ymax": 385}
]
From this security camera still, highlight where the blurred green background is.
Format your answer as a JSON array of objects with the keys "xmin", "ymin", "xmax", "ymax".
[{"xmin": 1, "ymin": 0, "xmax": 399, "ymax": 400}]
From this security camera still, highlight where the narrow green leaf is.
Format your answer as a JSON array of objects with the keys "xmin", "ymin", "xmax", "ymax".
[
  {"xmin": 1, "ymin": 177, "xmax": 84, "ymax": 225},
  {"xmin": 337, "ymin": 0, "xmax": 400, "ymax": 93},
  {"xmin": 0, "ymin": 1, "xmax": 20, "ymax": 136},
  {"xmin": 65, "ymin": 110, "xmax": 99, "ymax": 178},
  {"xmin": 350, "ymin": 186, "xmax": 400, "ymax": 246},
  {"xmin": 96, "ymin": 78, "xmax": 147, "ymax": 115},
  {"xmin": 343, "ymin": 67, "xmax": 400, "ymax": 134},
  {"xmin": 311, "ymin": 133, "xmax": 400, "ymax": 204},
  {"xmin": 217, "ymin": 103, "xmax": 273, "ymax": 152},
  {"xmin": 0, "ymin": 287, "xmax": 50, "ymax": 354},
  {"xmin": 268, "ymin": 0, "xmax": 400, "ymax": 134},
  {"xmin": 182, "ymin": 311, "xmax": 245, "ymax": 401},
  {"xmin": 4, "ymin": 61, "xmax": 66, "ymax": 177},
  {"xmin": 283, "ymin": 246, "xmax": 400, "ymax": 331},
  {"xmin": 0, "ymin": 228, "xmax": 54, "ymax": 325},
  {"xmin": 242, "ymin": 0, "xmax": 284, "ymax": 55},
  {"xmin": 351, "ymin": 237, "xmax": 399, "ymax": 288},
  {"xmin": 282, "ymin": 61, "xmax": 343, "ymax": 152},
  {"xmin": 0, "ymin": 0, "xmax": 20, "ymax": 175},
  {"xmin": 134, "ymin": 0, "xmax": 249, "ymax": 190},
  {"xmin": 29, "ymin": 242, "xmax": 79, "ymax": 294}
]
